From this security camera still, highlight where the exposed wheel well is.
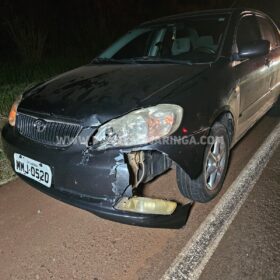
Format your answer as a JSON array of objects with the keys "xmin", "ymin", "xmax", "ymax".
[{"xmin": 214, "ymin": 111, "xmax": 235, "ymax": 144}]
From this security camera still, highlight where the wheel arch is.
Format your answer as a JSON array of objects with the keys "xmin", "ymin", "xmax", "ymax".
[{"xmin": 210, "ymin": 108, "xmax": 235, "ymax": 146}]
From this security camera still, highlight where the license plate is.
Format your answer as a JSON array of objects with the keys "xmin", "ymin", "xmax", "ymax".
[{"xmin": 14, "ymin": 153, "xmax": 52, "ymax": 188}]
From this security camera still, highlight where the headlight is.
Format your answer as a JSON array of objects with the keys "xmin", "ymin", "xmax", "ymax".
[
  {"xmin": 94, "ymin": 104, "xmax": 183, "ymax": 150},
  {"xmin": 8, "ymin": 95, "xmax": 22, "ymax": 127}
]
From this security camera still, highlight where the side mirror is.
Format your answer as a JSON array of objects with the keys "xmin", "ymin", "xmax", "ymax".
[{"xmin": 234, "ymin": 40, "xmax": 270, "ymax": 60}]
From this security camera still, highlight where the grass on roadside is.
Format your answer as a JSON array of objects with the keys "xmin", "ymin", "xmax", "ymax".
[{"xmin": 0, "ymin": 149, "xmax": 16, "ymax": 184}]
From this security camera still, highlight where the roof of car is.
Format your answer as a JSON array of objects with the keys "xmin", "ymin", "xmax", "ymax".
[{"xmin": 141, "ymin": 8, "xmax": 263, "ymax": 26}]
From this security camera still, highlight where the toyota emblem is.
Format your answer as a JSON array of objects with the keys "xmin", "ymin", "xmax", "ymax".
[{"xmin": 34, "ymin": 119, "xmax": 47, "ymax": 133}]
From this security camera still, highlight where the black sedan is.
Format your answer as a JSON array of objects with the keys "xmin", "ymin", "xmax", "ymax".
[{"xmin": 2, "ymin": 8, "xmax": 280, "ymax": 228}]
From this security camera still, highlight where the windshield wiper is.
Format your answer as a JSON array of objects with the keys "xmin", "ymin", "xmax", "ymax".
[
  {"xmin": 92, "ymin": 57, "xmax": 193, "ymax": 65},
  {"xmin": 91, "ymin": 57, "xmax": 128, "ymax": 64},
  {"xmin": 127, "ymin": 57, "xmax": 193, "ymax": 65}
]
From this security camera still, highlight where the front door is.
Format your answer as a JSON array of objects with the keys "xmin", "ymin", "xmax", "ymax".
[{"xmin": 234, "ymin": 15, "xmax": 271, "ymax": 133}]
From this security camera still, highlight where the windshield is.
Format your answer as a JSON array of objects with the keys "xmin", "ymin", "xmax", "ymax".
[{"xmin": 97, "ymin": 14, "xmax": 229, "ymax": 64}]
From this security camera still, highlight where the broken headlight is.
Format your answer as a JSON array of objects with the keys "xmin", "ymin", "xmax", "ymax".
[{"xmin": 93, "ymin": 104, "xmax": 183, "ymax": 150}]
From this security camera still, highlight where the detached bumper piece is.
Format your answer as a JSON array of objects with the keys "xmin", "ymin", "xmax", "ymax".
[{"xmin": 115, "ymin": 196, "xmax": 177, "ymax": 215}]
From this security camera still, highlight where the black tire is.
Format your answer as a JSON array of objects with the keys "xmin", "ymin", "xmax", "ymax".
[{"xmin": 176, "ymin": 122, "xmax": 230, "ymax": 203}]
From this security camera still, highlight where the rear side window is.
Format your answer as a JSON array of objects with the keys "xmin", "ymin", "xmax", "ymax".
[
  {"xmin": 257, "ymin": 17, "xmax": 280, "ymax": 49},
  {"xmin": 236, "ymin": 16, "xmax": 261, "ymax": 50}
]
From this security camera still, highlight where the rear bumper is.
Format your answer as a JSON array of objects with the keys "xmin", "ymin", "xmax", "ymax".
[{"xmin": 1, "ymin": 122, "xmax": 194, "ymax": 228}]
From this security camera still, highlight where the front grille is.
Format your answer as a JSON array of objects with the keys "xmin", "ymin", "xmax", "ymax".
[{"xmin": 16, "ymin": 113, "xmax": 82, "ymax": 147}]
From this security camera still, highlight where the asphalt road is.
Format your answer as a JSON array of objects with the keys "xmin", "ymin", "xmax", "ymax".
[
  {"xmin": 199, "ymin": 145, "xmax": 280, "ymax": 280},
  {"xmin": 0, "ymin": 112, "xmax": 279, "ymax": 280}
]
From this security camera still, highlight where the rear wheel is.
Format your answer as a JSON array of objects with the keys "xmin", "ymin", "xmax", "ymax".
[{"xmin": 176, "ymin": 122, "xmax": 230, "ymax": 203}]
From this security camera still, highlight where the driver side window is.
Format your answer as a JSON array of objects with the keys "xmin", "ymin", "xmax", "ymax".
[{"xmin": 236, "ymin": 16, "xmax": 262, "ymax": 51}]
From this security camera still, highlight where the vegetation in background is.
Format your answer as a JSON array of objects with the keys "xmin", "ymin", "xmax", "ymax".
[
  {"xmin": 5, "ymin": 16, "xmax": 48, "ymax": 64},
  {"xmin": 0, "ymin": 57, "xmax": 89, "ymax": 116}
]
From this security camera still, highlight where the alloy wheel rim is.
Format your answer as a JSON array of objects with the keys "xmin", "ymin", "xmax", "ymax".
[{"xmin": 205, "ymin": 136, "xmax": 226, "ymax": 191}]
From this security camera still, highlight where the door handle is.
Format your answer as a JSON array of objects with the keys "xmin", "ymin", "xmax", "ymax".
[{"xmin": 265, "ymin": 57, "xmax": 271, "ymax": 67}]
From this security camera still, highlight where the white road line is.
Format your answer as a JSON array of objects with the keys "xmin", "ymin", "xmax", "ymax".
[{"xmin": 162, "ymin": 121, "xmax": 280, "ymax": 280}]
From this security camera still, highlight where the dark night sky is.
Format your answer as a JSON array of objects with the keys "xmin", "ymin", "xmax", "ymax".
[{"xmin": 0, "ymin": 0, "xmax": 279, "ymax": 63}]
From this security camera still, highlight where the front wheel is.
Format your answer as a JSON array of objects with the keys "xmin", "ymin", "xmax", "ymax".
[{"xmin": 176, "ymin": 122, "xmax": 230, "ymax": 203}]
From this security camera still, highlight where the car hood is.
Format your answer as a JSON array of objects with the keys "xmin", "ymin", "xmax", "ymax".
[{"xmin": 20, "ymin": 63, "xmax": 209, "ymax": 125}]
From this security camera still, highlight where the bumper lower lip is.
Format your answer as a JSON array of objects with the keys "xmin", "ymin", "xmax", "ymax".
[{"xmin": 18, "ymin": 175, "xmax": 193, "ymax": 229}]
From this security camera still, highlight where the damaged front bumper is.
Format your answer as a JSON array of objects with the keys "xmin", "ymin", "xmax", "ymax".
[
  {"xmin": 1, "ymin": 123, "xmax": 196, "ymax": 228},
  {"xmin": 16, "ymin": 177, "xmax": 192, "ymax": 228}
]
